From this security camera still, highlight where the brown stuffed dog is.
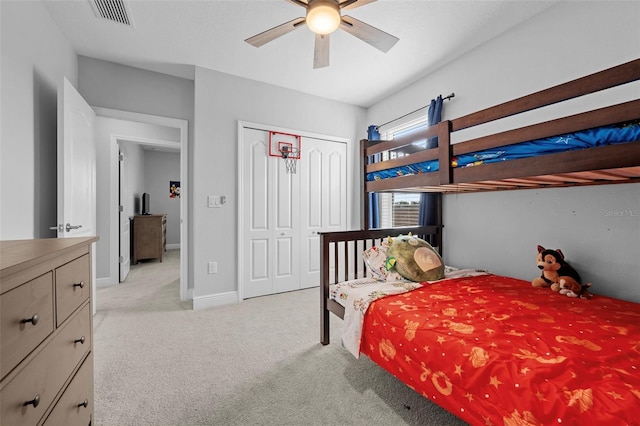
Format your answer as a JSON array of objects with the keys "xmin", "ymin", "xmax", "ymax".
[{"xmin": 532, "ymin": 245, "xmax": 591, "ymax": 298}]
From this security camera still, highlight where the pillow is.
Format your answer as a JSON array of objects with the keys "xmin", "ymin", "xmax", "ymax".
[
  {"xmin": 386, "ymin": 234, "xmax": 444, "ymax": 282},
  {"xmin": 362, "ymin": 241, "xmax": 405, "ymax": 282}
]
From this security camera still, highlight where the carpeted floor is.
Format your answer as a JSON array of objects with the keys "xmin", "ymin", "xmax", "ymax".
[{"xmin": 93, "ymin": 250, "xmax": 467, "ymax": 425}]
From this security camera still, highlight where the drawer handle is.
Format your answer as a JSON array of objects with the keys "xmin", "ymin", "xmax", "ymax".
[
  {"xmin": 21, "ymin": 313, "xmax": 40, "ymax": 326},
  {"xmin": 24, "ymin": 394, "xmax": 41, "ymax": 408},
  {"xmin": 73, "ymin": 281, "xmax": 86, "ymax": 289},
  {"xmin": 78, "ymin": 399, "xmax": 89, "ymax": 408},
  {"xmin": 75, "ymin": 336, "xmax": 86, "ymax": 345}
]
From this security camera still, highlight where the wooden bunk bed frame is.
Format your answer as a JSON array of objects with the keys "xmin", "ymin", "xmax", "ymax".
[
  {"xmin": 322, "ymin": 59, "xmax": 640, "ymax": 345},
  {"xmin": 362, "ymin": 59, "xmax": 640, "ymax": 206},
  {"xmin": 320, "ymin": 224, "xmax": 442, "ymax": 345},
  {"xmin": 318, "ymin": 59, "xmax": 640, "ymax": 424}
]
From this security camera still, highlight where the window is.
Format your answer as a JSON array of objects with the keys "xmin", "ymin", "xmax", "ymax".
[{"xmin": 376, "ymin": 117, "xmax": 427, "ymax": 228}]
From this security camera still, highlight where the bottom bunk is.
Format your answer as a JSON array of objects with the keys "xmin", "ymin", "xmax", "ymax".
[{"xmin": 320, "ymin": 227, "xmax": 640, "ymax": 425}]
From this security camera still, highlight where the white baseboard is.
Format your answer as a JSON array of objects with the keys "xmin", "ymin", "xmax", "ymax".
[
  {"xmin": 193, "ymin": 291, "xmax": 238, "ymax": 310},
  {"xmin": 166, "ymin": 243, "xmax": 180, "ymax": 250},
  {"xmin": 96, "ymin": 276, "xmax": 117, "ymax": 288}
]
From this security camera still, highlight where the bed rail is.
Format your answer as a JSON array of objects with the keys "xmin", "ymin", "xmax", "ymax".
[
  {"xmin": 363, "ymin": 58, "xmax": 640, "ymax": 195},
  {"xmin": 320, "ymin": 225, "xmax": 442, "ymax": 345}
]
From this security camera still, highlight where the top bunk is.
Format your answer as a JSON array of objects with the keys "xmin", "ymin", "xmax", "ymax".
[{"xmin": 363, "ymin": 59, "xmax": 640, "ymax": 194}]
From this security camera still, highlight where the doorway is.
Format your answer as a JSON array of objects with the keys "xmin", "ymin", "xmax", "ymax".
[
  {"xmin": 238, "ymin": 122, "xmax": 348, "ymax": 299},
  {"xmin": 94, "ymin": 107, "xmax": 190, "ymax": 303},
  {"xmin": 118, "ymin": 139, "xmax": 181, "ymax": 282}
]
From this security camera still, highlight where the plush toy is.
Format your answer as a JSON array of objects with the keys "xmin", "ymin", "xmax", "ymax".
[
  {"xmin": 386, "ymin": 233, "xmax": 444, "ymax": 282},
  {"xmin": 531, "ymin": 245, "xmax": 592, "ymax": 299}
]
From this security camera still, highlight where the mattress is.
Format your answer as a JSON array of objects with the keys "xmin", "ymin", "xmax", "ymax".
[{"xmin": 367, "ymin": 121, "xmax": 640, "ymax": 181}]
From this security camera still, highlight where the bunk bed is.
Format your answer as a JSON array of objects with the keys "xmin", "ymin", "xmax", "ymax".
[
  {"xmin": 320, "ymin": 59, "xmax": 640, "ymax": 425},
  {"xmin": 362, "ymin": 58, "xmax": 640, "ymax": 201}
]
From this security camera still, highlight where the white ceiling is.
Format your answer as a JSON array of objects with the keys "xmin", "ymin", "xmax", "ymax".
[{"xmin": 42, "ymin": 0, "xmax": 558, "ymax": 108}]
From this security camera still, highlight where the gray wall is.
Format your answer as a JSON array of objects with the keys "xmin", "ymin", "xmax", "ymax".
[
  {"xmin": 144, "ymin": 150, "xmax": 181, "ymax": 247},
  {"xmin": 367, "ymin": 1, "xmax": 640, "ymax": 302},
  {"xmin": 0, "ymin": 0, "xmax": 77, "ymax": 240},
  {"xmin": 78, "ymin": 57, "xmax": 365, "ymax": 302},
  {"xmin": 192, "ymin": 67, "xmax": 366, "ymax": 300}
]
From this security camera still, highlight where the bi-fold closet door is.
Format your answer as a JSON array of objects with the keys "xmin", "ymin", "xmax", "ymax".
[{"xmin": 240, "ymin": 126, "xmax": 347, "ymax": 299}]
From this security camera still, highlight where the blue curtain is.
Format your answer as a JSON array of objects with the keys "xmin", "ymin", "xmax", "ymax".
[
  {"xmin": 368, "ymin": 191, "xmax": 379, "ymax": 228},
  {"xmin": 418, "ymin": 96, "xmax": 443, "ymax": 226},
  {"xmin": 368, "ymin": 152, "xmax": 380, "ymax": 228}
]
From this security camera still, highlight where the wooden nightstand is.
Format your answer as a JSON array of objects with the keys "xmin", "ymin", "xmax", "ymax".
[{"xmin": 131, "ymin": 214, "xmax": 167, "ymax": 264}]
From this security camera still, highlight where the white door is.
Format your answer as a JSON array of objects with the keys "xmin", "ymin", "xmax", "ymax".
[
  {"xmin": 56, "ymin": 78, "xmax": 96, "ymax": 238},
  {"xmin": 57, "ymin": 78, "xmax": 97, "ymax": 311},
  {"xmin": 118, "ymin": 151, "xmax": 131, "ymax": 282},
  {"xmin": 241, "ymin": 128, "xmax": 300, "ymax": 299},
  {"xmin": 299, "ymin": 137, "xmax": 347, "ymax": 288}
]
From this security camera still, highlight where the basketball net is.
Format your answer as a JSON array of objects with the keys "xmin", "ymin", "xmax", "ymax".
[{"xmin": 280, "ymin": 146, "xmax": 299, "ymax": 174}]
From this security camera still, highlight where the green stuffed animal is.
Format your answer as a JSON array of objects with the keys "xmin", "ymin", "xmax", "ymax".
[{"xmin": 386, "ymin": 234, "xmax": 445, "ymax": 282}]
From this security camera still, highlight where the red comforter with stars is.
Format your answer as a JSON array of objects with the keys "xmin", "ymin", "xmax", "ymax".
[{"xmin": 359, "ymin": 274, "xmax": 640, "ymax": 426}]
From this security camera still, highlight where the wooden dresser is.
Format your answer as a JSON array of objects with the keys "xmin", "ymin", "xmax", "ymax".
[
  {"xmin": 0, "ymin": 237, "xmax": 98, "ymax": 426},
  {"xmin": 132, "ymin": 214, "xmax": 166, "ymax": 264}
]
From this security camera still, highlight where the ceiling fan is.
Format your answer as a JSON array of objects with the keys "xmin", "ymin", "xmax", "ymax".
[{"xmin": 245, "ymin": 0, "xmax": 399, "ymax": 69}]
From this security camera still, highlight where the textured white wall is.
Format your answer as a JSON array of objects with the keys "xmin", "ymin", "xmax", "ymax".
[{"xmin": 367, "ymin": 1, "xmax": 640, "ymax": 301}]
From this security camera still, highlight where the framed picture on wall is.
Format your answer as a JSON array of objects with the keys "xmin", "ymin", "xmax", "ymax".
[{"xmin": 170, "ymin": 181, "xmax": 180, "ymax": 198}]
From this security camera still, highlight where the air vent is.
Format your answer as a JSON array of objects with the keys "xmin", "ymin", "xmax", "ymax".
[{"xmin": 89, "ymin": 0, "xmax": 135, "ymax": 27}]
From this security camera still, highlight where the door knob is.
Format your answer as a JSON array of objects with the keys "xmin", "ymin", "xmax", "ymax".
[
  {"xmin": 65, "ymin": 223, "xmax": 83, "ymax": 232},
  {"xmin": 48, "ymin": 224, "xmax": 83, "ymax": 232}
]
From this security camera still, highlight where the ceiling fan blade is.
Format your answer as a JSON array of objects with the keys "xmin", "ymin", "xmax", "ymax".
[
  {"xmin": 245, "ymin": 17, "xmax": 306, "ymax": 47},
  {"xmin": 285, "ymin": 0, "xmax": 309, "ymax": 7},
  {"xmin": 313, "ymin": 33, "xmax": 330, "ymax": 69},
  {"xmin": 340, "ymin": 15, "xmax": 398, "ymax": 52},
  {"xmin": 339, "ymin": 0, "xmax": 377, "ymax": 11}
]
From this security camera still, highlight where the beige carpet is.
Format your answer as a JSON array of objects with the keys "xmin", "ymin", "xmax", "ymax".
[{"xmin": 93, "ymin": 250, "xmax": 467, "ymax": 425}]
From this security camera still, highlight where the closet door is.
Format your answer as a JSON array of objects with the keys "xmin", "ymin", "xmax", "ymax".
[
  {"xmin": 240, "ymin": 126, "xmax": 347, "ymax": 298},
  {"xmin": 299, "ymin": 137, "xmax": 347, "ymax": 289},
  {"xmin": 241, "ymin": 128, "xmax": 299, "ymax": 299}
]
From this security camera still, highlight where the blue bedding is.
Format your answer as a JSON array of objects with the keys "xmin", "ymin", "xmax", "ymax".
[{"xmin": 366, "ymin": 121, "xmax": 640, "ymax": 181}]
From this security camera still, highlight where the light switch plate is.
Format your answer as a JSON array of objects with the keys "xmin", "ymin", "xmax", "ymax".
[{"xmin": 208, "ymin": 195, "xmax": 221, "ymax": 208}]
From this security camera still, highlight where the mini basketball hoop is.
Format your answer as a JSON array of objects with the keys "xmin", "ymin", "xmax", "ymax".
[
  {"xmin": 280, "ymin": 145, "xmax": 299, "ymax": 174},
  {"xmin": 269, "ymin": 131, "xmax": 301, "ymax": 174}
]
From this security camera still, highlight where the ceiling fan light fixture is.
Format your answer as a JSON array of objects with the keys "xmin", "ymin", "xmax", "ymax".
[{"xmin": 306, "ymin": 0, "xmax": 341, "ymax": 35}]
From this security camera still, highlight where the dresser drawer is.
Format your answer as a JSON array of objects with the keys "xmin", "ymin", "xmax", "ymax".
[
  {"xmin": 0, "ymin": 303, "xmax": 91, "ymax": 426},
  {"xmin": 43, "ymin": 352, "xmax": 93, "ymax": 426},
  {"xmin": 1, "ymin": 272, "xmax": 54, "ymax": 379},
  {"xmin": 55, "ymin": 255, "xmax": 90, "ymax": 326}
]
